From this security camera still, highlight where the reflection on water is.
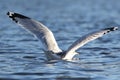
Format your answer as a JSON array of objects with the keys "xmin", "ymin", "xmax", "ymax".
[{"xmin": 0, "ymin": 0, "xmax": 120, "ymax": 79}]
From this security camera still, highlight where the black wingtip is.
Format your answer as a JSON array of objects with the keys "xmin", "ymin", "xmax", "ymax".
[
  {"xmin": 7, "ymin": 12, "xmax": 9, "ymax": 15},
  {"xmin": 7, "ymin": 11, "xmax": 30, "ymax": 19},
  {"xmin": 104, "ymin": 27, "xmax": 118, "ymax": 31},
  {"xmin": 112, "ymin": 27, "xmax": 118, "ymax": 31}
]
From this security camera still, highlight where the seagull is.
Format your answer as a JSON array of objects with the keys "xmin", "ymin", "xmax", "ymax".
[{"xmin": 7, "ymin": 12, "xmax": 118, "ymax": 61}]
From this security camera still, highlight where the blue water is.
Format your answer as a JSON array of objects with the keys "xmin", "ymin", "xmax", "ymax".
[{"xmin": 0, "ymin": 0, "xmax": 120, "ymax": 79}]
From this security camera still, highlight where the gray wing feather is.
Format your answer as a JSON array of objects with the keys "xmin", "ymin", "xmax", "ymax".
[
  {"xmin": 7, "ymin": 12, "xmax": 62, "ymax": 53},
  {"xmin": 63, "ymin": 27, "xmax": 118, "ymax": 60}
]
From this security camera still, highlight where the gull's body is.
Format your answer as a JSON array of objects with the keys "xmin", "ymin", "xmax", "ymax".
[{"xmin": 7, "ymin": 12, "xmax": 118, "ymax": 61}]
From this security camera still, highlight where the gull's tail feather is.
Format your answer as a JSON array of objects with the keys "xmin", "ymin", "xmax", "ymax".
[
  {"xmin": 63, "ymin": 27, "xmax": 118, "ymax": 60},
  {"xmin": 7, "ymin": 12, "xmax": 62, "ymax": 53}
]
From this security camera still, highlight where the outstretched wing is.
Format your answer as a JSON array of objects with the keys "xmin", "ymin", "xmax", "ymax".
[
  {"xmin": 63, "ymin": 27, "xmax": 118, "ymax": 60},
  {"xmin": 7, "ymin": 12, "xmax": 62, "ymax": 53}
]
